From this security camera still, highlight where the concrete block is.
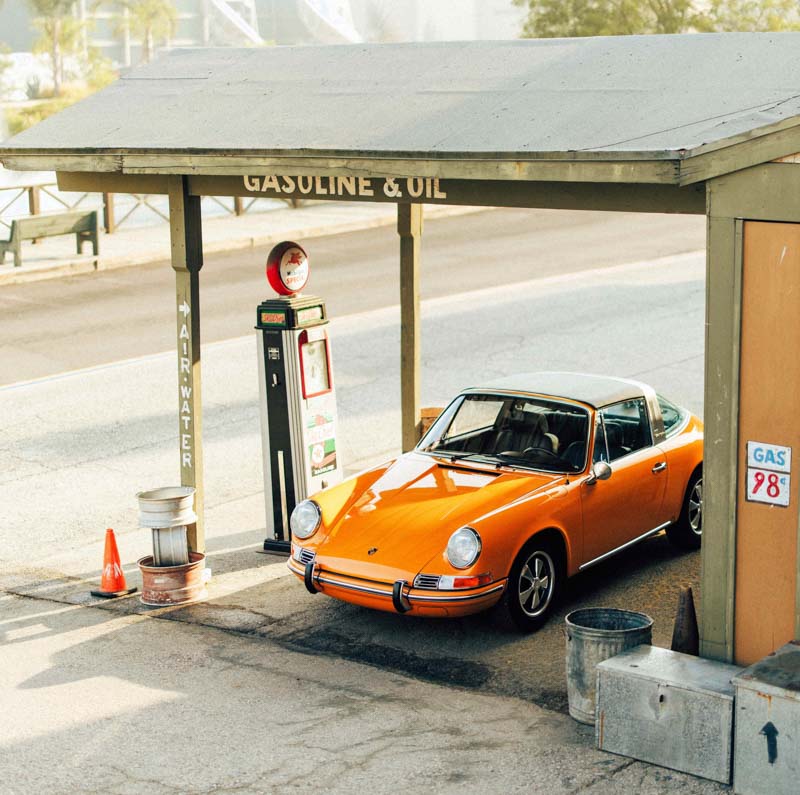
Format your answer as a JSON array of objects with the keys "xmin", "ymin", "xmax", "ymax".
[
  {"xmin": 596, "ymin": 644, "xmax": 743, "ymax": 784},
  {"xmin": 733, "ymin": 641, "xmax": 800, "ymax": 795}
]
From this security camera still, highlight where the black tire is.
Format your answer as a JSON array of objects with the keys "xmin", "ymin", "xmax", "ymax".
[
  {"xmin": 492, "ymin": 535, "xmax": 563, "ymax": 632},
  {"xmin": 666, "ymin": 469, "xmax": 703, "ymax": 550}
]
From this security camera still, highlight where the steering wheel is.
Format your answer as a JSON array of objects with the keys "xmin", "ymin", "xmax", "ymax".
[{"xmin": 523, "ymin": 446, "xmax": 559, "ymax": 459}]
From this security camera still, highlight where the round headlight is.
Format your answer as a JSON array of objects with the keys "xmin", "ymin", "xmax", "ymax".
[
  {"xmin": 446, "ymin": 527, "xmax": 482, "ymax": 569},
  {"xmin": 290, "ymin": 500, "xmax": 321, "ymax": 539}
]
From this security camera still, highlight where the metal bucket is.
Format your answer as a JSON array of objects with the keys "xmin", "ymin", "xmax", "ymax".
[
  {"xmin": 137, "ymin": 486, "xmax": 197, "ymax": 529},
  {"xmin": 138, "ymin": 552, "xmax": 208, "ymax": 606},
  {"xmin": 565, "ymin": 607, "xmax": 653, "ymax": 725}
]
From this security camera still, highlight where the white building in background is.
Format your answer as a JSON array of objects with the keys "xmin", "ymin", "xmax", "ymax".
[
  {"xmin": 350, "ymin": 0, "xmax": 524, "ymax": 42},
  {"xmin": 0, "ymin": 0, "xmax": 524, "ymax": 70}
]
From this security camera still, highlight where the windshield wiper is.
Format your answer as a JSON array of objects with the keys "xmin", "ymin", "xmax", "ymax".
[{"xmin": 432, "ymin": 451, "xmax": 491, "ymax": 463}]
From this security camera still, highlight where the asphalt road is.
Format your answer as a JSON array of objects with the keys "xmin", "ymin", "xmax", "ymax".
[
  {"xmin": 0, "ymin": 208, "xmax": 710, "ymax": 741},
  {"xmin": 0, "ymin": 208, "xmax": 705, "ymax": 385}
]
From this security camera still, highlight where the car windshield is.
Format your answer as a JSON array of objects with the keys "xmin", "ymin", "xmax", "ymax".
[{"xmin": 418, "ymin": 393, "xmax": 590, "ymax": 473}]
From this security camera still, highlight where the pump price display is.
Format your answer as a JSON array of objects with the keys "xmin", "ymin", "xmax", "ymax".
[
  {"xmin": 301, "ymin": 339, "xmax": 330, "ymax": 396},
  {"xmin": 746, "ymin": 441, "xmax": 792, "ymax": 507}
]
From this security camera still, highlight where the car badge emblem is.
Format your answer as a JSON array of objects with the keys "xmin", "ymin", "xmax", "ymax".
[{"xmin": 367, "ymin": 547, "xmax": 378, "ymax": 556}]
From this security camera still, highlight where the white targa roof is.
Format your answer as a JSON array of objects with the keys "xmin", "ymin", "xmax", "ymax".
[
  {"xmin": 477, "ymin": 372, "xmax": 650, "ymax": 408},
  {"xmin": 3, "ymin": 33, "xmax": 800, "ymax": 165}
]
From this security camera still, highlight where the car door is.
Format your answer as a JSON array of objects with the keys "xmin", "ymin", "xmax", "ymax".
[{"xmin": 580, "ymin": 398, "xmax": 669, "ymax": 566}]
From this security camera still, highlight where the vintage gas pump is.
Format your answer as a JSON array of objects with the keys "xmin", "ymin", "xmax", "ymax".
[{"xmin": 256, "ymin": 241, "xmax": 342, "ymax": 553}]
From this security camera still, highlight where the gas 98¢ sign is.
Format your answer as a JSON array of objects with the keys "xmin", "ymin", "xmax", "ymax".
[{"xmin": 746, "ymin": 441, "xmax": 792, "ymax": 507}]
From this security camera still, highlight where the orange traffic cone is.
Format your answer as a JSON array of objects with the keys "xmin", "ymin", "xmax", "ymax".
[{"xmin": 90, "ymin": 528, "xmax": 137, "ymax": 598}]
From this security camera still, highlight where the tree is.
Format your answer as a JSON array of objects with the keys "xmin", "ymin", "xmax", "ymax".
[
  {"xmin": 28, "ymin": 0, "xmax": 84, "ymax": 96},
  {"xmin": 648, "ymin": 0, "xmax": 699, "ymax": 32},
  {"xmin": 515, "ymin": 0, "xmax": 800, "ymax": 37},
  {"xmin": 515, "ymin": 0, "xmax": 646, "ymax": 38},
  {"xmin": 121, "ymin": 0, "xmax": 177, "ymax": 64},
  {"xmin": 705, "ymin": 0, "xmax": 800, "ymax": 31},
  {"xmin": 514, "ymin": 0, "xmax": 703, "ymax": 37}
]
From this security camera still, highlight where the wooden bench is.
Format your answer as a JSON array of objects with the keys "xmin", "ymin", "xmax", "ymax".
[{"xmin": 0, "ymin": 210, "xmax": 99, "ymax": 268}]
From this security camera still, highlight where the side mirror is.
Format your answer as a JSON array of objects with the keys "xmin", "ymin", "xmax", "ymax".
[{"xmin": 586, "ymin": 461, "xmax": 612, "ymax": 485}]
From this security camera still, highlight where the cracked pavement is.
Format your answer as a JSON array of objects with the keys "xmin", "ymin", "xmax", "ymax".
[{"xmin": 0, "ymin": 590, "xmax": 726, "ymax": 794}]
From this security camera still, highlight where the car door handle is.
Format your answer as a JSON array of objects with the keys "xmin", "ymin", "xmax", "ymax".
[{"xmin": 652, "ymin": 462, "xmax": 667, "ymax": 473}]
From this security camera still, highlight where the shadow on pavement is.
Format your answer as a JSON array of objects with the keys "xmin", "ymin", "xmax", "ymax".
[{"xmin": 2, "ymin": 526, "xmax": 699, "ymax": 717}]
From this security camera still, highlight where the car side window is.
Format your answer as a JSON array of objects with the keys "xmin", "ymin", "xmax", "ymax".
[
  {"xmin": 658, "ymin": 395, "xmax": 686, "ymax": 437},
  {"xmin": 599, "ymin": 399, "xmax": 651, "ymax": 461}
]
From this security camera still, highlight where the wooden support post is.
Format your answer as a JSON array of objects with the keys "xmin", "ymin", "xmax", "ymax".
[
  {"xmin": 233, "ymin": 196, "xmax": 244, "ymax": 216},
  {"xmin": 28, "ymin": 186, "xmax": 40, "ymax": 244},
  {"xmin": 699, "ymin": 211, "xmax": 742, "ymax": 663},
  {"xmin": 27, "ymin": 185, "xmax": 40, "ymax": 215},
  {"xmin": 102, "ymin": 193, "xmax": 116, "ymax": 234},
  {"xmin": 168, "ymin": 176, "xmax": 205, "ymax": 553},
  {"xmin": 398, "ymin": 203, "xmax": 423, "ymax": 452}
]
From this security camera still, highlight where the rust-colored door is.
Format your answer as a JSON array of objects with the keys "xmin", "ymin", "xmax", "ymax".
[{"xmin": 736, "ymin": 221, "xmax": 800, "ymax": 665}]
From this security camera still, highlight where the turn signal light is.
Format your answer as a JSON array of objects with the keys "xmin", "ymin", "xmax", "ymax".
[{"xmin": 438, "ymin": 573, "xmax": 493, "ymax": 590}]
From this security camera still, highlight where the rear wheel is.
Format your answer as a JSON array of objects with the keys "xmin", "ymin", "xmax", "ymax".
[
  {"xmin": 493, "ymin": 536, "xmax": 562, "ymax": 632},
  {"xmin": 666, "ymin": 470, "xmax": 703, "ymax": 550}
]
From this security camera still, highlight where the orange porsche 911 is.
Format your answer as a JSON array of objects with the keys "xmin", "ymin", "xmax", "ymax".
[{"xmin": 287, "ymin": 372, "xmax": 703, "ymax": 631}]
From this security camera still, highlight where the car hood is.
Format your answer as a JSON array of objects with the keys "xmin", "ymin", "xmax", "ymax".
[{"xmin": 316, "ymin": 453, "xmax": 560, "ymax": 581}]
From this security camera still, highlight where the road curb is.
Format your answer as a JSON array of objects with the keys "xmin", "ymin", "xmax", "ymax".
[{"xmin": 0, "ymin": 204, "xmax": 484, "ymax": 287}]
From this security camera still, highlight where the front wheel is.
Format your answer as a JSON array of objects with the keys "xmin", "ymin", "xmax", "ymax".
[
  {"xmin": 493, "ymin": 537, "xmax": 562, "ymax": 632},
  {"xmin": 666, "ymin": 470, "xmax": 703, "ymax": 550}
]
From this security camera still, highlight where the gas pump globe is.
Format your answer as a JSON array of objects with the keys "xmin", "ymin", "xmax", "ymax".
[{"xmin": 256, "ymin": 241, "xmax": 342, "ymax": 553}]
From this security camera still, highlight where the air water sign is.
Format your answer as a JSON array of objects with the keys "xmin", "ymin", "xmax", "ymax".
[
  {"xmin": 178, "ymin": 299, "xmax": 194, "ymax": 470},
  {"xmin": 746, "ymin": 441, "xmax": 792, "ymax": 507},
  {"xmin": 242, "ymin": 175, "xmax": 448, "ymax": 201}
]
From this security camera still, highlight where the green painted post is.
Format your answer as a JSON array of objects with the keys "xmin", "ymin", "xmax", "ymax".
[
  {"xmin": 700, "ymin": 208, "xmax": 742, "ymax": 663},
  {"xmin": 168, "ymin": 175, "xmax": 205, "ymax": 553},
  {"xmin": 398, "ymin": 203, "xmax": 423, "ymax": 452}
]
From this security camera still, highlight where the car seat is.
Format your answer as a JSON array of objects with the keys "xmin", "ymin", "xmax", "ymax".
[
  {"xmin": 495, "ymin": 410, "xmax": 554, "ymax": 454},
  {"xmin": 563, "ymin": 441, "xmax": 586, "ymax": 470},
  {"xmin": 604, "ymin": 421, "xmax": 629, "ymax": 460}
]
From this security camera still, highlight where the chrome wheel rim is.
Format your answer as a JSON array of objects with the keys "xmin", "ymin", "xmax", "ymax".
[
  {"xmin": 688, "ymin": 478, "xmax": 703, "ymax": 535},
  {"xmin": 518, "ymin": 550, "xmax": 555, "ymax": 617}
]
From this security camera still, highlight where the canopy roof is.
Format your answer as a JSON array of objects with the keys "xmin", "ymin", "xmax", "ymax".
[{"xmin": 3, "ymin": 33, "xmax": 800, "ymax": 186}]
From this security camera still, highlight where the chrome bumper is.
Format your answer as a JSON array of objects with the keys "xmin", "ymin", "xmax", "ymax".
[{"xmin": 287, "ymin": 557, "xmax": 505, "ymax": 610}]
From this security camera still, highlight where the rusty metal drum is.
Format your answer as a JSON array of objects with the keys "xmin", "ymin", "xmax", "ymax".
[
  {"xmin": 138, "ymin": 552, "xmax": 208, "ymax": 606},
  {"xmin": 565, "ymin": 607, "xmax": 653, "ymax": 725}
]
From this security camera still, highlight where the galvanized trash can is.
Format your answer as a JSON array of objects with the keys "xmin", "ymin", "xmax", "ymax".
[{"xmin": 565, "ymin": 607, "xmax": 653, "ymax": 724}]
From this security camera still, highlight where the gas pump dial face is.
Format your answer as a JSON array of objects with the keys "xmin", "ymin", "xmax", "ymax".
[{"xmin": 301, "ymin": 339, "xmax": 330, "ymax": 397}]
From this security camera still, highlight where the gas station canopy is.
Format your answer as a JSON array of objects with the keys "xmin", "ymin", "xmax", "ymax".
[
  {"xmin": 5, "ymin": 33, "xmax": 800, "ymax": 669},
  {"xmin": 4, "ymin": 33, "xmax": 800, "ymax": 187}
]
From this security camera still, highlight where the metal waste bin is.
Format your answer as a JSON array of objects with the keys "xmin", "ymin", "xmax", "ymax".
[{"xmin": 565, "ymin": 607, "xmax": 653, "ymax": 724}]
